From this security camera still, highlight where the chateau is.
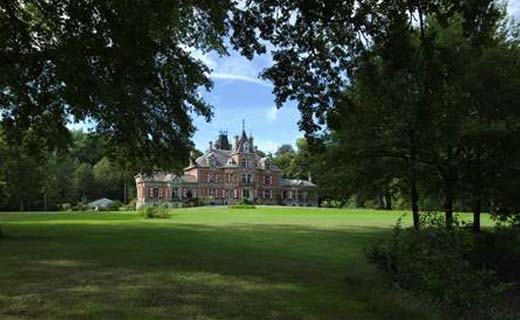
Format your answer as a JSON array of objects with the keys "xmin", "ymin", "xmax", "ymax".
[{"xmin": 135, "ymin": 126, "xmax": 316, "ymax": 208}]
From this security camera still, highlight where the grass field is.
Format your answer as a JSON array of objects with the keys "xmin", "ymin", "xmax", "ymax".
[{"xmin": 0, "ymin": 207, "xmax": 492, "ymax": 319}]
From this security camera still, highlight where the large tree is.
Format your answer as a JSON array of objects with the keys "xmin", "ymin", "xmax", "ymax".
[
  {"xmin": 230, "ymin": 0, "xmax": 518, "ymax": 228},
  {"xmin": 1, "ymin": 0, "xmax": 235, "ymax": 170}
]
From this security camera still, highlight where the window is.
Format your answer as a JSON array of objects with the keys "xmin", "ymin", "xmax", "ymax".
[
  {"xmin": 172, "ymin": 188, "xmax": 179, "ymax": 200},
  {"xmin": 207, "ymin": 172, "xmax": 216, "ymax": 183},
  {"xmin": 242, "ymin": 189, "xmax": 250, "ymax": 198},
  {"xmin": 266, "ymin": 162, "xmax": 271, "ymax": 170},
  {"xmin": 183, "ymin": 188, "xmax": 187, "ymax": 198},
  {"xmin": 233, "ymin": 189, "xmax": 238, "ymax": 199},
  {"xmin": 226, "ymin": 173, "xmax": 233, "ymax": 183},
  {"xmin": 240, "ymin": 157, "xmax": 247, "ymax": 168},
  {"xmin": 264, "ymin": 175, "xmax": 272, "ymax": 185},
  {"xmin": 264, "ymin": 190, "xmax": 272, "ymax": 199},
  {"xmin": 241, "ymin": 173, "xmax": 252, "ymax": 183},
  {"xmin": 159, "ymin": 188, "xmax": 164, "ymax": 198},
  {"xmin": 153, "ymin": 188, "xmax": 159, "ymax": 198},
  {"xmin": 208, "ymin": 155, "xmax": 216, "ymax": 167},
  {"xmin": 244, "ymin": 142, "xmax": 249, "ymax": 152}
]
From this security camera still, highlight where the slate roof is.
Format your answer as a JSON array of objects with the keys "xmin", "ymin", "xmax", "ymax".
[
  {"xmin": 195, "ymin": 148, "xmax": 233, "ymax": 167},
  {"xmin": 87, "ymin": 198, "xmax": 114, "ymax": 208},
  {"xmin": 135, "ymin": 172, "xmax": 197, "ymax": 183}
]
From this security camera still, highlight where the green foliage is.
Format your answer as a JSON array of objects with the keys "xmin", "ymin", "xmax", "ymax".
[
  {"xmin": 124, "ymin": 199, "xmax": 137, "ymax": 211},
  {"xmin": 0, "ymin": 1, "xmax": 237, "ymax": 169},
  {"xmin": 229, "ymin": 197, "xmax": 256, "ymax": 209},
  {"xmin": 73, "ymin": 202, "xmax": 88, "ymax": 212},
  {"xmin": 106, "ymin": 200, "xmax": 122, "ymax": 212},
  {"xmin": 366, "ymin": 214, "xmax": 511, "ymax": 318},
  {"xmin": 228, "ymin": 204, "xmax": 256, "ymax": 209},
  {"xmin": 142, "ymin": 205, "xmax": 170, "ymax": 219}
]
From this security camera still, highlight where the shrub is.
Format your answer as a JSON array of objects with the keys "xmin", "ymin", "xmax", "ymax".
[
  {"xmin": 366, "ymin": 213, "xmax": 511, "ymax": 319},
  {"xmin": 228, "ymin": 197, "xmax": 256, "ymax": 209},
  {"xmin": 142, "ymin": 205, "xmax": 170, "ymax": 219},
  {"xmin": 106, "ymin": 200, "xmax": 122, "ymax": 211},
  {"xmin": 228, "ymin": 204, "xmax": 256, "ymax": 209},
  {"xmin": 123, "ymin": 199, "xmax": 137, "ymax": 211},
  {"xmin": 73, "ymin": 202, "xmax": 88, "ymax": 211}
]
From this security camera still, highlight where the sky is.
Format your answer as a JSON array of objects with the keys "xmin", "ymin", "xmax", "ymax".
[
  {"xmin": 191, "ymin": 1, "xmax": 520, "ymax": 154},
  {"xmin": 191, "ymin": 47, "xmax": 301, "ymax": 154}
]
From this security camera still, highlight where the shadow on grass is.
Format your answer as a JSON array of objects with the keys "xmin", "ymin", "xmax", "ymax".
[{"xmin": 0, "ymin": 221, "xmax": 435, "ymax": 320}]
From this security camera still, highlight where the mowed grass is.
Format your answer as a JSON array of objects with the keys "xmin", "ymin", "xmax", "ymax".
[{"xmin": 0, "ymin": 207, "xmax": 492, "ymax": 320}]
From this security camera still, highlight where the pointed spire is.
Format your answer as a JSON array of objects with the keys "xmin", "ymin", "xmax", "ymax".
[{"xmin": 242, "ymin": 119, "xmax": 246, "ymax": 133}]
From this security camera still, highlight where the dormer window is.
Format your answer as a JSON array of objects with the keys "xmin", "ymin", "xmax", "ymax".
[
  {"xmin": 208, "ymin": 155, "xmax": 216, "ymax": 167},
  {"xmin": 265, "ymin": 160, "xmax": 271, "ymax": 170},
  {"xmin": 243, "ymin": 142, "xmax": 249, "ymax": 153}
]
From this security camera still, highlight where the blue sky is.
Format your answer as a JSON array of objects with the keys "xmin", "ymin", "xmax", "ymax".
[
  {"xmin": 191, "ymin": 46, "xmax": 301, "ymax": 154},
  {"xmin": 192, "ymin": 1, "xmax": 520, "ymax": 153}
]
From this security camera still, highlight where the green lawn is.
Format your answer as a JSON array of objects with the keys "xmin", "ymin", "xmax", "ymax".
[{"xmin": 0, "ymin": 208, "xmax": 491, "ymax": 319}]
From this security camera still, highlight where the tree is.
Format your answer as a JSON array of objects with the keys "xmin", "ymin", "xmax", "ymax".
[
  {"xmin": 93, "ymin": 157, "xmax": 134, "ymax": 203},
  {"xmin": 1, "ymin": 0, "xmax": 235, "ymax": 171},
  {"xmin": 40, "ymin": 154, "xmax": 75, "ymax": 210},
  {"xmin": 275, "ymin": 144, "xmax": 295, "ymax": 157},
  {"xmin": 72, "ymin": 163, "xmax": 95, "ymax": 204},
  {"xmin": 231, "ymin": 0, "xmax": 513, "ymax": 228}
]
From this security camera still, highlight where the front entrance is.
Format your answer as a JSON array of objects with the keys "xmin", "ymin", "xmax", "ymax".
[{"xmin": 242, "ymin": 188, "xmax": 253, "ymax": 201}]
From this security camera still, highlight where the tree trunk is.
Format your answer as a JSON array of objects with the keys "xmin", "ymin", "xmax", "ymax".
[
  {"xmin": 43, "ymin": 193, "xmax": 48, "ymax": 211},
  {"xmin": 384, "ymin": 191, "xmax": 392, "ymax": 210},
  {"xmin": 473, "ymin": 198, "xmax": 481, "ymax": 232},
  {"xmin": 444, "ymin": 179, "xmax": 454, "ymax": 227},
  {"xmin": 123, "ymin": 178, "xmax": 128, "ymax": 204},
  {"xmin": 409, "ymin": 151, "xmax": 420, "ymax": 229},
  {"xmin": 355, "ymin": 188, "xmax": 363, "ymax": 208},
  {"xmin": 377, "ymin": 191, "xmax": 385, "ymax": 210}
]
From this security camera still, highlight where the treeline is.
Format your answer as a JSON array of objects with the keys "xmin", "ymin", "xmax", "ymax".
[
  {"xmin": 0, "ymin": 130, "xmax": 135, "ymax": 211},
  {"xmin": 266, "ymin": 3, "xmax": 520, "ymax": 231}
]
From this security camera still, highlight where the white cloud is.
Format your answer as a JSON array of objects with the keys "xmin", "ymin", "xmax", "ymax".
[
  {"xmin": 211, "ymin": 73, "xmax": 272, "ymax": 87},
  {"xmin": 266, "ymin": 106, "xmax": 279, "ymax": 120},
  {"xmin": 183, "ymin": 42, "xmax": 273, "ymax": 88}
]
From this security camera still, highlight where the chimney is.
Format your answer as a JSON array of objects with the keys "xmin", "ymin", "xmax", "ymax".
[
  {"xmin": 189, "ymin": 151, "xmax": 196, "ymax": 167},
  {"xmin": 209, "ymin": 141, "xmax": 213, "ymax": 150}
]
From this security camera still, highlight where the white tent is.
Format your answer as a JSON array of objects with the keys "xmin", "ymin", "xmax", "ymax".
[{"xmin": 86, "ymin": 198, "xmax": 114, "ymax": 210}]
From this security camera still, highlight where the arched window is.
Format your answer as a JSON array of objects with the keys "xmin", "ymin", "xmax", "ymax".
[{"xmin": 243, "ymin": 142, "xmax": 249, "ymax": 153}]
